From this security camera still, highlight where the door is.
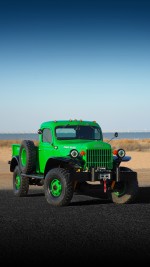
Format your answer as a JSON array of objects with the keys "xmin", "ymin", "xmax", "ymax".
[{"xmin": 39, "ymin": 128, "xmax": 54, "ymax": 173}]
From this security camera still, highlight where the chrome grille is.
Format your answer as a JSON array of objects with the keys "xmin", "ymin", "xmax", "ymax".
[{"xmin": 86, "ymin": 149, "xmax": 113, "ymax": 169}]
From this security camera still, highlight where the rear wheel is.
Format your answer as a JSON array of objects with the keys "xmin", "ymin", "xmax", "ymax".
[
  {"xmin": 109, "ymin": 167, "xmax": 139, "ymax": 204},
  {"xmin": 13, "ymin": 166, "xmax": 29, "ymax": 197},
  {"xmin": 44, "ymin": 168, "xmax": 73, "ymax": 206}
]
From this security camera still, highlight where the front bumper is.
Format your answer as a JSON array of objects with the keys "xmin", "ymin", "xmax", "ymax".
[
  {"xmin": 71, "ymin": 169, "xmax": 112, "ymax": 182},
  {"xmin": 71, "ymin": 167, "xmax": 137, "ymax": 183}
]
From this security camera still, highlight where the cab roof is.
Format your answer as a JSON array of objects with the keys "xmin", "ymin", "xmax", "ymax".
[{"xmin": 40, "ymin": 120, "xmax": 100, "ymax": 129}]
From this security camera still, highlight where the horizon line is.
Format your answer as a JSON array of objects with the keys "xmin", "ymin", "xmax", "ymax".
[{"xmin": 1, "ymin": 130, "xmax": 150, "ymax": 134}]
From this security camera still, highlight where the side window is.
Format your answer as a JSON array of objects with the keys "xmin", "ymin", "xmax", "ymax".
[{"xmin": 42, "ymin": 128, "xmax": 52, "ymax": 143}]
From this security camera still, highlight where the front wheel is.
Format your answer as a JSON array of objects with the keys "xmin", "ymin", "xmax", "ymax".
[
  {"xmin": 44, "ymin": 168, "xmax": 73, "ymax": 206},
  {"xmin": 13, "ymin": 166, "xmax": 29, "ymax": 197},
  {"xmin": 109, "ymin": 167, "xmax": 139, "ymax": 204}
]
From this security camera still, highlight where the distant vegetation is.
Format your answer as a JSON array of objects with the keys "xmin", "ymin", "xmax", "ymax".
[
  {"xmin": 0, "ymin": 140, "xmax": 39, "ymax": 147},
  {"xmin": 1, "ymin": 139, "xmax": 150, "ymax": 151},
  {"xmin": 105, "ymin": 139, "xmax": 150, "ymax": 151}
]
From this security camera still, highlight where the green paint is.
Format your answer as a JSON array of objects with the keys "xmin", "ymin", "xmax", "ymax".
[
  {"xmin": 11, "ymin": 120, "xmax": 116, "ymax": 176},
  {"xmin": 21, "ymin": 148, "xmax": 27, "ymax": 166},
  {"xmin": 37, "ymin": 120, "xmax": 113, "ymax": 173},
  {"xmin": 50, "ymin": 179, "xmax": 62, "ymax": 197},
  {"xmin": 16, "ymin": 174, "xmax": 21, "ymax": 190}
]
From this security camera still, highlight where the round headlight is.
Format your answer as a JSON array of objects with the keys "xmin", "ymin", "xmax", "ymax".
[
  {"xmin": 117, "ymin": 149, "xmax": 125, "ymax": 158},
  {"xmin": 70, "ymin": 149, "xmax": 78, "ymax": 158}
]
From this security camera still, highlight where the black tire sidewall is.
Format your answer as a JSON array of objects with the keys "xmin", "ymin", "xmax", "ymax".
[
  {"xmin": 13, "ymin": 166, "xmax": 29, "ymax": 197},
  {"xmin": 19, "ymin": 140, "xmax": 36, "ymax": 174},
  {"xmin": 44, "ymin": 168, "xmax": 73, "ymax": 206},
  {"xmin": 110, "ymin": 167, "xmax": 139, "ymax": 204}
]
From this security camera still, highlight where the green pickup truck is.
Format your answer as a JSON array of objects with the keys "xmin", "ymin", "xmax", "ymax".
[{"xmin": 9, "ymin": 119, "xmax": 138, "ymax": 206}]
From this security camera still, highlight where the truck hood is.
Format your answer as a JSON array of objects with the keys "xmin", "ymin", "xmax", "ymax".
[{"xmin": 58, "ymin": 139, "xmax": 111, "ymax": 152}]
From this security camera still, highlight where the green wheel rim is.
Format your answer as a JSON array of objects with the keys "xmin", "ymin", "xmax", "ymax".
[
  {"xmin": 21, "ymin": 148, "xmax": 27, "ymax": 166},
  {"xmin": 50, "ymin": 179, "xmax": 62, "ymax": 197},
  {"xmin": 114, "ymin": 182, "xmax": 126, "ymax": 197},
  {"xmin": 16, "ymin": 174, "xmax": 21, "ymax": 190}
]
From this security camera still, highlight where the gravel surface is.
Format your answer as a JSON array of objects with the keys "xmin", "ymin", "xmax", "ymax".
[
  {"xmin": 0, "ymin": 186, "xmax": 150, "ymax": 264},
  {"xmin": 1, "ymin": 158, "xmax": 150, "ymax": 264}
]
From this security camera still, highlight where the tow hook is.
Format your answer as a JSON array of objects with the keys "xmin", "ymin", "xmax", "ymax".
[{"xmin": 103, "ymin": 179, "xmax": 116, "ymax": 193}]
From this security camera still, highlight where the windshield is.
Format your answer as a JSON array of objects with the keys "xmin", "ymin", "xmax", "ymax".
[{"xmin": 55, "ymin": 126, "xmax": 102, "ymax": 140}]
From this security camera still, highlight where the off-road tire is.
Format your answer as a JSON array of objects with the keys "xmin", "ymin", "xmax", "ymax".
[
  {"xmin": 19, "ymin": 140, "xmax": 36, "ymax": 174},
  {"xmin": 109, "ymin": 167, "xmax": 139, "ymax": 204},
  {"xmin": 13, "ymin": 166, "xmax": 29, "ymax": 197},
  {"xmin": 44, "ymin": 168, "xmax": 73, "ymax": 206}
]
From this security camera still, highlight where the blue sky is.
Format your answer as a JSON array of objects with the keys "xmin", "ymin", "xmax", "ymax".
[{"xmin": 0, "ymin": 0, "xmax": 150, "ymax": 132}]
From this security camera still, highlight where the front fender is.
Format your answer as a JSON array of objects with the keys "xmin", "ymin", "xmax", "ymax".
[
  {"xmin": 44, "ymin": 157, "xmax": 83, "ymax": 176},
  {"xmin": 113, "ymin": 155, "xmax": 131, "ymax": 162}
]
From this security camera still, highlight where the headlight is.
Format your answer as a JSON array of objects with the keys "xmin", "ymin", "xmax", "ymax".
[
  {"xmin": 117, "ymin": 149, "xmax": 125, "ymax": 158},
  {"xmin": 70, "ymin": 149, "xmax": 79, "ymax": 158}
]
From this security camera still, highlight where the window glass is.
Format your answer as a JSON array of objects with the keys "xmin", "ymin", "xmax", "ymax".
[
  {"xmin": 56, "ymin": 128, "xmax": 76, "ymax": 138},
  {"xmin": 55, "ymin": 126, "xmax": 102, "ymax": 140},
  {"xmin": 42, "ymin": 128, "xmax": 52, "ymax": 143}
]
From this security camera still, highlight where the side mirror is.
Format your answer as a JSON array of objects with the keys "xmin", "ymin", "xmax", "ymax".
[
  {"xmin": 38, "ymin": 129, "xmax": 43, "ymax": 134},
  {"xmin": 108, "ymin": 132, "xmax": 118, "ymax": 143},
  {"xmin": 114, "ymin": 132, "xmax": 118, "ymax": 138}
]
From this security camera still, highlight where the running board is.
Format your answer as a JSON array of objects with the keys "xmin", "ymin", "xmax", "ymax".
[{"xmin": 21, "ymin": 173, "xmax": 44, "ymax": 179}]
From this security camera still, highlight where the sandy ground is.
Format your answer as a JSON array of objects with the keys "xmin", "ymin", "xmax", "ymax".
[{"xmin": 0, "ymin": 147, "xmax": 150, "ymax": 189}]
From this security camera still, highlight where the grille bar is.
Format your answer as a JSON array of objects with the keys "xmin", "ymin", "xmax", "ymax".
[{"xmin": 86, "ymin": 149, "xmax": 113, "ymax": 169}]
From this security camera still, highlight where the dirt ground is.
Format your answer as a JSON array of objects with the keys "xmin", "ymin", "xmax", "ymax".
[{"xmin": 0, "ymin": 147, "xmax": 150, "ymax": 189}]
